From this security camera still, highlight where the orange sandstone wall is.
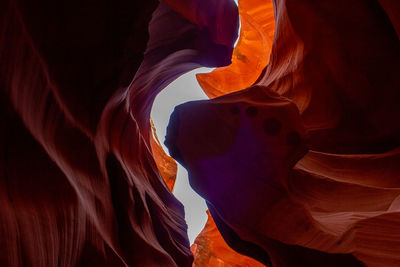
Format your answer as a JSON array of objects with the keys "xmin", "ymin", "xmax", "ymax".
[{"xmin": 166, "ymin": 0, "xmax": 400, "ymax": 266}]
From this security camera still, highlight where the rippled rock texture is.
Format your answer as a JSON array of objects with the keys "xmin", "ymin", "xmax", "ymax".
[
  {"xmin": 166, "ymin": 0, "xmax": 400, "ymax": 266},
  {"xmin": 0, "ymin": 0, "xmax": 237, "ymax": 266},
  {"xmin": 1, "ymin": 0, "xmax": 400, "ymax": 266}
]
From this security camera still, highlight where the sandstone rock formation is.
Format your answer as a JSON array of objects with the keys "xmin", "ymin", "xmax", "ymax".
[
  {"xmin": 191, "ymin": 210, "xmax": 265, "ymax": 267},
  {"xmin": 166, "ymin": 0, "xmax": 400, "ymax": 266},
  {"xmin": 0, "ymin": 0, "xmax": 237, "ymax": 266},
  {"xmin": 1, "ymin": 0, "xmax": 400, "ymax": 266}
]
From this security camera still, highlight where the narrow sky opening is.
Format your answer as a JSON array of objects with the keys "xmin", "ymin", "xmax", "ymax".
[
  {"xmin": 151, "ymin": 0, "xmax": 240, "ymax": 245},
  {"xmin": 233, "ymin": 0, "xmax": 240, "ymax": 47},
  {"xmin": 151, "ymin": 68, "xmax": 212, "ymax": 244}
]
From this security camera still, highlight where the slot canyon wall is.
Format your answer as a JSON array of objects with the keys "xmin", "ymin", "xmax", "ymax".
[
  {"xmin": 0, "ymin": 0, "xmax": 237, "ymax": 265},
  {"xmin": 1, "ymin": 0, "xmax": 399, "ymax": 267},
  {"xmin": 167, "ymin": 0, "xmax": 400, "ymax": 266}
]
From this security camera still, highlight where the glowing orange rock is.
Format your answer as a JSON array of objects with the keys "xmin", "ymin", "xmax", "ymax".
[
  {"xmin": 191, "ymin": 211, "xmax": 265, "ymax": 267},
  {"xmin": 151, "ymin": 120, "xmax": 177, "ymax": 191},
  {"xmin": 197, "ymin": 0, "xmax": 275, "ymax": 98}
]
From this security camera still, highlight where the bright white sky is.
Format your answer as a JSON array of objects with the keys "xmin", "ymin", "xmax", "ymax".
[
  {"xmin": 151, "ymin": 68, "xmax": 212, "ymax": 244},
  {"xmin": 151, "ymin": 0, "xmax": 239, "ymax": 244}
]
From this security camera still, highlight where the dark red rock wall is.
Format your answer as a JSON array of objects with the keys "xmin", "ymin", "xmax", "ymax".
[{"xmin": 0, "ymin": 0, "xmax": 238, "ymax": 266}]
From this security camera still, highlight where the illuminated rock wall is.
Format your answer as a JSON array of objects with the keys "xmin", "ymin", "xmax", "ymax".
[
  {"xmin": 167, "ymin": 0, "xmax": 400, "ymax": 266},
  {"xmin": 191, "ymin": 211, "xmax": 265, "ymax": 267}
]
